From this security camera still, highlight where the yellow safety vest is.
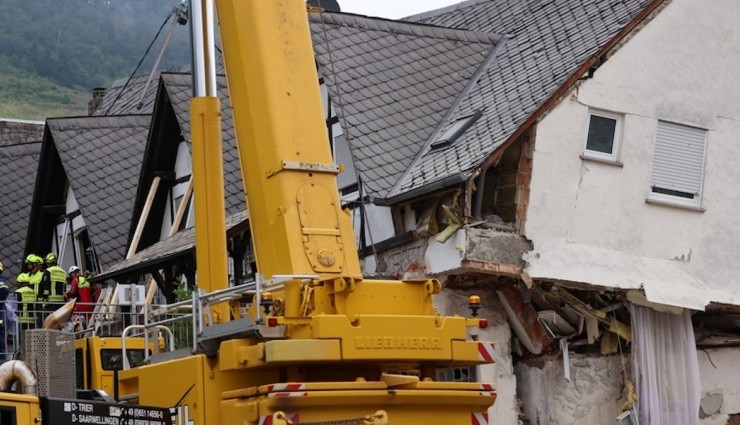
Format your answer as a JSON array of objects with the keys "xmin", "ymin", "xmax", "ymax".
[
  {"xmin": 28, "ymin": 270, "xmax": 43, "ymax": 297},
  {"xmin": 46, "ymin": 265, "xmax": 67, "ymax": 302},
  {"xmin": 15, "ymin": 286, "xmax": 37, "ymax": 324}
]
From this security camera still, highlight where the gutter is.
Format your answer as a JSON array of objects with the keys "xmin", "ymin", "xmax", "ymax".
[{"xmin": 374, "ymin": 172, "xmax": 469, "ymax": 206}]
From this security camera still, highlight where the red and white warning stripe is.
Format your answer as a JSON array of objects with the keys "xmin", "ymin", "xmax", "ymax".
[
  {"xmin": 258, "ymin": 413, "xmax": 299, "ymax": 425},
  {"xmin": 471, "ymin": 412, "xmax": 489, "ymax": 425},
  {"xmin": 267, "ymin": 383, "xmax": 308, "ymax": 397},
  {"xmin": 268, "ymin": 383, "xmax": 306, "ymax": 392},
  {"xmin": 477, "ymin": 341, "xmax": 495, "ymax": 362},
  {"xmin": 479, "ymin": 383, "xmax": 495, "ymax": 397}
]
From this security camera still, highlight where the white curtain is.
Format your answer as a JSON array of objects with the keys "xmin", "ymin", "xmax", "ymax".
[{"xmin": 630, "ymin": 304, "xmax": 701, "ymax": 425}]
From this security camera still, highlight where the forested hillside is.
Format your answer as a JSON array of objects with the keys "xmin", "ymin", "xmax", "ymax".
[{"xmin": 0, "ymin": 0, "xmax": 190, "ymax": 120}]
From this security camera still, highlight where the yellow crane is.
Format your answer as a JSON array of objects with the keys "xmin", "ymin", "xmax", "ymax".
[{"xmin": 0, "ymin": 1, "xmax": 497, "ymax": 424}]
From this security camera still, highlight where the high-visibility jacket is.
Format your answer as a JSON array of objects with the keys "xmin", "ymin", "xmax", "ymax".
[
  {"xmin": 28, "ymin": 270, "xmax": 44, "ymax": 299},
  {"xmin": 15, "ymin": 286, "xmax": 36, "ymax": 324},
  {"xmin": 42, "ymin": 265, "xmax": 67, "ymax": 302}
]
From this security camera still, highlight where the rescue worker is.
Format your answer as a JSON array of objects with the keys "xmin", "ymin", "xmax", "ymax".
[
  {"xmin": 0, "ymin": 262, "xmax": 9, "ymax": 359},
  {"xmin": 15, "ymin": 278, "xmax": 37, "ymax": 332},
  {"xmin": 25, "ymin": 254, "xmax": 45, "ymax": 302},
  {"xmin": 16, "ymin": 256, "xmax": 31, "ymax": 289},
  {"xmin": 40, "ymin": 253, "xmax": 67, "ymax": 311},
  {"xmin": 66, "ymin": 266, "xmax": 93, "ymax": 318}
]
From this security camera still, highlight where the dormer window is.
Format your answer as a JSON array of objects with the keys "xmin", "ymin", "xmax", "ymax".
[{"xmin": 431, "ymin": 110, "xmax": 482, "ymax": 149}]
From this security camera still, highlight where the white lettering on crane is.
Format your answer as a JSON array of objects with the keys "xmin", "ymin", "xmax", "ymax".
[{"xmin": 169, "ymin": 405, "xmax": 194, "ymax": 425}]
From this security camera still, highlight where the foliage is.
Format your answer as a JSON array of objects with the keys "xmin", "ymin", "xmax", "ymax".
[
  {"xmin": 0, "ymin": 0, "xmax": 191, "ymax": 119},
  {"xmin": 0, "ymin": 58, "xmax": 88, "ymax": 120}
]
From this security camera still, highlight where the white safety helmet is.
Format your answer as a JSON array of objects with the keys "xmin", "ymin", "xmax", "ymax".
[{"xmin": 68, "ymin": 265, "xmax": 81, "ymax": 275}]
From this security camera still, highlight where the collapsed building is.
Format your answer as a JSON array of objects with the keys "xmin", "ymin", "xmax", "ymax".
[{"xmin": 10, "ymin": 0, "xmax": 740, "ymax": 423}]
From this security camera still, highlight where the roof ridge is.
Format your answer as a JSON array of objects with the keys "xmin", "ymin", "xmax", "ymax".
[
  {"xmin": 309, "ymin": 11, "xmax": 501, "ymax": 45},
  {"xmin": 404, "ymin": 0, "xmax": 484, "ymax": 22},
  {"xmin": 0, "ymin": 140, "xmax": 42, "ymax": 148}
]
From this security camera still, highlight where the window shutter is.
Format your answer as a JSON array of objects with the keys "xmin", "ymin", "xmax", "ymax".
[
  {"xmin": 650, "ymin": 121, "xmax": 706, "ymax": 196},
  {"xmin": 334, "ymin": 134, "xmax": 357, "ymax": 190}
]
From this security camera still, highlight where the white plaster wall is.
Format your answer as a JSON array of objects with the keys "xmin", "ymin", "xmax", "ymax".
[
  {"xmin": 362, "ymin": 204, "xmax": 395, "ymax": 245},
  {"xmin": 697, "ymin": 347, "xmax": 740, "ymax": 421},
  {"xmin": 525, "ymin": 0, "xmax": 740, "ymax": 309},
  {"xmin": 339, "ymin": 278, "xmax": 513, "ymax": 423},
  {"xmin": 515, "ymin": 354, "xmax": 627, "ymax": 425},
  {"xmin": 160, "ymin": 141, "xmax": 193, "ymax": 239},
  {"xmin": 435, "ymin": 288, "xmax": 517, "ymax": 425},
  {"xmin": 425, "ymin": 229, "xmax": 467, "ymax": 274}
]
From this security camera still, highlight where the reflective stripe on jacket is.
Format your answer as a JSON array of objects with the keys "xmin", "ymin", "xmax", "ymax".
[
  {"xmin": 15, "ymin": 286, "xmax": 37, "ymax": 324},
  {"xmin": 46, "ymin": 265, "xmax": 67, "ymax": 302}
]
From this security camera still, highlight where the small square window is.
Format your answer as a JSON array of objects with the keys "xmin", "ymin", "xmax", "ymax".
[{"xmin": 583, "ymin": 110, "xmax": 622, "ymax": 162}]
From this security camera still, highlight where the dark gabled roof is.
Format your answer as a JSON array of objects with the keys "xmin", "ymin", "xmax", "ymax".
[
  {"xmin": 46, "ymin": 115, "xmax": 151, "ymax": 269},
  {"xmin": 159, "ymin": 72, "xmax": 244, "ymax": 214},
  {"xmin": 0, "ymin": 141, "xmax": 41, "ymax": 281},
  {"xmin": 309, "ymin": 12, "xmax": 500, "ymax": 199},
  {"xmin": 93, "ymin": 210, "xmax": 248, "ymax": 283},
  {"xmin": 391, "ymin": 0, "xmax": 657, "ymax": 196}
]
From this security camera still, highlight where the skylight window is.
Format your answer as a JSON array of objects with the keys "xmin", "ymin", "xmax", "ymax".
[{"xmin": 430, "ymin": 110, "xmax": 482, "ymax": 149}]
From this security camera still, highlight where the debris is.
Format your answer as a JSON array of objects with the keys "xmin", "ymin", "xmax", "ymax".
[
  {"xmin": 608, "ymin": 316, "xmax": 632, "ymax": 342},
  {"xmin": 498, "ymin": 285, "xmax": 552, "ymax": 354},
  {"xmin": 560, "ymin": 338, "xmax": 571, "ymax": 382},
  {"xmin": 600, "ymin": 330, "xmax": 619, "ymax": 355},
  {"xmin": 521, "ymin": 272, "xmax": 534, "ymax": 289},
  {"xmin": 538, "ymin": 310, "xmax": 577, "ymax": 338},
  {"xmin": 626, "ymin": 289, "xmax": 684, "ymax": 315},
  {"xmin": 435, "ymin": 203, "xmax": 462, "ymax": 243},
  {"xmin": 585, "ymin": 314, "xmax": 600, "ymax": 345}
]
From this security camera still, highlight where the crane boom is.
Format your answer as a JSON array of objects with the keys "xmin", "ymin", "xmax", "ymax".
[{"xmin": 216, "ymin": 0, "xmax": 362, "ymax": 282}]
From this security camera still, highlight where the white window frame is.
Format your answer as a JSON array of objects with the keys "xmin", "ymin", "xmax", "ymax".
[
  {"xmin": 582, "ymin": 109, "xmax": 623, "ymax": 163},
  {"xmin": 647, "ymin": 120, "xmax": 708, "ymax": 209}
]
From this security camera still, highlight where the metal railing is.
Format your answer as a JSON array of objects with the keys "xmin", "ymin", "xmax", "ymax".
[
  {"xmin": 0, "ymin": 276, "xmax": 303, "ymax": 364},
  {"xmin": 0, "ymin": 299, "xmax": 194, "ymax": 362}
]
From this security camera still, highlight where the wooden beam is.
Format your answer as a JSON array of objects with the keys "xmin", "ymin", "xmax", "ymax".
[
  {"xmin": 169, "ymin": 175, "xmax": 193, "ymax": 237},
  {"xmin": 127, "ymin": 176, "xmax": 161, "ymax": 259}
]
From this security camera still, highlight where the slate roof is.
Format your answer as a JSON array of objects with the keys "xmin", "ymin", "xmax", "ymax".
[
  {"xmin": 309, "ymin": 13, "xmax": 500, "ymax": 199},
  {"xmin": 46, "ymin": 115, "xmax": 151, "ymax": 269},
  {"xmin": 93, "ymin": 210, "xmax": 248, "ymax": 283},
  {"xmin": 93, "ymin": 73, "xmax": 161, "ymax": 116},
  {"xmin": 392, "ymin": 0, "xmax": 656, "ymax": 196},
  {"xmin": 160, "ymin": 72, "xmax": 245, "ymax": 214},
  {"xmin": 0, "ymin": 141, "xmax": 42, "ymax": 281},
  {"xmin": 0, "ymin": 119, "xmax": 44, "ymax": 146}
]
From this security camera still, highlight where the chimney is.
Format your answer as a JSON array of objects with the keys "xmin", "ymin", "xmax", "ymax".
[{"xmin": 88, "ymin": 88, "xmax": 107, "ymax": 115}]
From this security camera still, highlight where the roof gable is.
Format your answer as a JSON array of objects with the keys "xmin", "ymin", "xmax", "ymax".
[
  {"xmin": 46, "ymin": 115, "xmax": 151, "ymax": 268},
  {"xmin": 309, "ymin": 12, "xmax": 500, "ymax": 199},
  {"xmin": 159, "ymin": 72, "xmax": 245, "ymax": 214}
]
